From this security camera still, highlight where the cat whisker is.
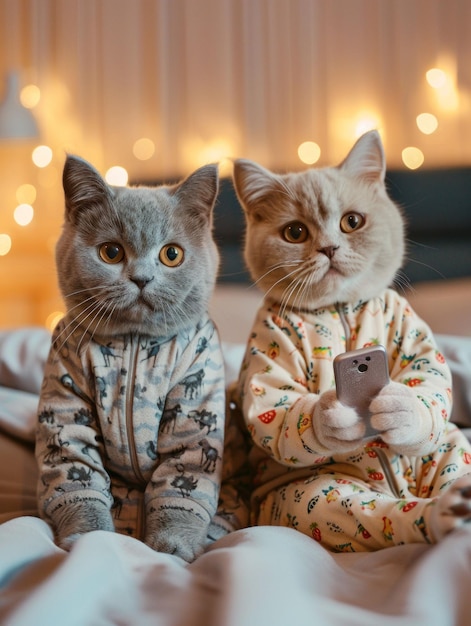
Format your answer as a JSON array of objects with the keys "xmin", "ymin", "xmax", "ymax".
[
  {"xmin": 272, "ymin": 265, "xmax": 311, "ymax": 316},
  {"xmin": 53, "ymin": 288, "xmax": 125, "ymax": 355},
  {"xmin": 278, "ymin": 273, "xmax": 305, "ymax": 318},
  {"xmin": 79, "ymin": 298, "xmax": 117, "ymax": 353},
  {"xmin": 52, "ymin": 299, "xmax": 105, "ymax": 355},
  {"xmin": 168, "ymin": 296, "xmax": 198, "ymax": 334},
  {"xmin": 251, "ymin": 260, "xmax": 303, "ymax": 289},
  {"xmin": 393, "ymin": 270, "xmax": 414, "ymax": 296},
  {"xmin": 260, "ymin": 265, "xmax": 305, "ymax": 303},
  {"xmin": 279, "ymin": 268, "xmax": 313, "ymax": 318},
  {"xmin": 62, "ymin": 284, "xmax": 117, "ymax": 299},
  {"xmin": 403, "ymin": 256, "xmax": 445, "ymax": 280}
]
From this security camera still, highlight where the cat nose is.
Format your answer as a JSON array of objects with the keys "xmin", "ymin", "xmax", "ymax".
[
  {"xmin": 319, "ymin": 246, "xmax": 339, "ymax": 259},
  {"xmin": 131, "ymin": 276, "xmax": 154, "ymax": 290}
]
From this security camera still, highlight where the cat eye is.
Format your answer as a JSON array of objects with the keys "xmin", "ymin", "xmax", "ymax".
[
  {"xmin": 159, "ymin": 244, "xmax": 184, "ymax": 267},
  {"xmin": 282, "ymin": 221, "xmax": 308, "ymax": 244},
  {"xmin": 340, "ymin": 212, "xmax": 366, "ymax": 233},
  {"xmin": 99, "ymin": 242, "xmax": 125, "ymax": 264}
]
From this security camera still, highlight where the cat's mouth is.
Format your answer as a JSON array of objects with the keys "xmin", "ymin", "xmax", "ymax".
[
  {"xmin": 323, "ymin": 262, "xmax": 343, "ymax": 278},
  {"xmin": 136, "ymin": 293, "xmax": 156, "ymax": 310}
]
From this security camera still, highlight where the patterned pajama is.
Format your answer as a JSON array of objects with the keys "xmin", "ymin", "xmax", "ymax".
[
  {"xmin": 237, "ymin": 289, "xmax": 471, "ymax": 552},
  {"xmin": 36, "ymin": 315, "xmax": 227, "ymax": 541},
  {"xmin": 257, "ymin": 424, "xmax": 470, "ymax": 551}
]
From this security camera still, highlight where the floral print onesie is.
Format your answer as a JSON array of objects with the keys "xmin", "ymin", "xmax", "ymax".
[{"xmin": 237, "ymin": 288, "xmax": 471, "ymax": 552}]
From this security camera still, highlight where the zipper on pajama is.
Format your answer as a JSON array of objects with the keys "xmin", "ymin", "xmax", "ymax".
[
  {"xmin": 61, "ymin": 374, "xmax": 96, "ymax": 408},
  {"xmin": 334, "ymin": 302, "xmax": 400, "ymax": 498},
  {"xmin": 125, "ymin": 335, "xmax": 146, "ymax": 486},
  {"xmin": 125, "ymin": 334, "xmax": 147, "ymax": 539}
]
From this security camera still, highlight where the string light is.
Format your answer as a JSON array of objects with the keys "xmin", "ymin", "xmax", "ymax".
[
  {"xmin": 133, "ymin": 138, "xmax": 155, "ymax": 160},
  {"xmin": 197, "ymin": 141, "xmax": 233, "ymax": 166},
  {"xmin": 298, "ymin": 141, "xmax": 321, "ymax": 165},
  {"xmin": 0, "ymin": 234, "xmax": 12, "ymax": 256},
  {"xmin": 402, "ymin": 146, "xmax": 424, "ymax": 170},
  {"xmin": 354, "ymin": 116, "xmax": 380, "ymax": 138},
  {"xmin": 32, "ymin": 145, "xmax": 53, "ymax": 168},
  {"xmin": 45, "ymin": 311, "xmax": 64, "ymax": 331},
  {"xmin": 105, "ymin": 166, "xmax": 128, "ymax": 186},
  {"xmin": 16, "ymin": 183, "xmax": 37, "ymax": 204},
  {"xmin": 426, "ymin": 68, "xmax": 447, "ymax": 89},
  {"xmin": 20, "ymin": 84, "xmax": 41, "ymax": 108},
  {"xmin": 14, "ymin": 204, "xmax": 34, "ymax": 226},
  {"xmin": 416, "ymin": 113, "xmax": 438, "ymax": 135},
  {"xmin": 425, "ymin": 66, "xmax": 459, "ymax": 111}
]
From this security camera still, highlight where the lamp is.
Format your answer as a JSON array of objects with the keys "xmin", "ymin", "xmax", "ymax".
[{"xmin": 0, "ymin": 72, "xmax": 39, "ymax": 140}]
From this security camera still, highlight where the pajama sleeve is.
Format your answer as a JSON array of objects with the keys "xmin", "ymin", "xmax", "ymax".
[
  {"xmin": 35, "ymin": 327, "xmax": 114, "ymax": 537},
  {"xmin": 238, "ymin": 308, "xmax": 332, "ymax": 467},
  {"xmin": 384, "ymin": 292, "xmax": 453, "ymax": 456}
]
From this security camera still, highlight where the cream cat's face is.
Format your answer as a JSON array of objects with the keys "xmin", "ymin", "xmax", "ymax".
[
  {"xmin": 233, "ymin": 130, "xmax": 404, "ymax": 310},
  {"xmin": 56, "ymin": 156, "xmax": 219, "ymax": 338}
]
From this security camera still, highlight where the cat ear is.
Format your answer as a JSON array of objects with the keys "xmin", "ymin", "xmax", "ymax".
[
  {"xmin": 232, "ymin": 159, "xmax": 282, "ymax": 214},
  {"xmin": 173, "ymin": 164, "xmax": 219, "ymax": 219},
  {"xmin": 339, "ymin": 130, "xmax": 386, "ymax": 183},
  {"xmin": 62, "ymin": 155, "xmax": 113, "ymax": 222}
]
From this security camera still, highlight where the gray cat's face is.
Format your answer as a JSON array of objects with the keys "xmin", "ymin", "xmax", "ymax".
[
  {"xmin": 56, "ymin": 157, "xmax": 219, "ymax": 338},
  {"xmin": 233, "ymin": 130, "xmax": 404, "ymax": 310}
]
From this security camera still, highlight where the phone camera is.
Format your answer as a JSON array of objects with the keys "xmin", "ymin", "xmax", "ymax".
[{"xmin": 358, "ymin": 363, "xmax": 368, "ymax": 373}]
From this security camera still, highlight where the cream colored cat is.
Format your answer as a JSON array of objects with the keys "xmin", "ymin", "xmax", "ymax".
[{"xmin": 233, "ymin": 130, "xmax": 471, "ymax": 551}]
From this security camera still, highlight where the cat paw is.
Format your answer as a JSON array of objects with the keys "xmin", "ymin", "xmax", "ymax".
[
  {"xmin": 314, "ymin": 389, "xmax": 366, "ymax": 452},
  {"xmin": 145, "ymin": 508, "xmax": 209, "ymax": 562},
  {"xmin": 429, "ymin": 475, "xmax": 471, "ymax": 542},
  {"xmin": 57, "ymin": 532, "xmax": 84, "ymax": 551},
  {"xmin": 369, "ymin": 381, "xmax": 423, "ymax": 446}
]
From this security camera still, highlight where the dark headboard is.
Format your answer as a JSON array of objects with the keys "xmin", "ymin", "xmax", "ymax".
[{"xmin": 212, "ymin": 169, "xmax": 471, "ymax": 285}]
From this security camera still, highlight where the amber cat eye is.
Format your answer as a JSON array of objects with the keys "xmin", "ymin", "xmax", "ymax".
[
  {"xmin": 282, "ymin": 221, "xmax": 309, "ymax": 243},
  {"xmin": 340, "ymin": 212, "xmax": 366, "ymax": 233},
  {"xmin": 99, "ymin": 242, "xmax": 125, "ymax": 264},
  {"xmin": 159, "ymin": 244, "xmax": 184, "ymax": 267}
]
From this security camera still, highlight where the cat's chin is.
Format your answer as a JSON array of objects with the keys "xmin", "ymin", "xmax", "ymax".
[{"xmin": 263, "ymin": 273, "xmax": 392, "ymax": 312}]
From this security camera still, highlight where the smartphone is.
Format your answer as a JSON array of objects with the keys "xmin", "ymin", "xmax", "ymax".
[{"xmin": 333, "ymin": 345, "xmax": 390, "ymax": 438}]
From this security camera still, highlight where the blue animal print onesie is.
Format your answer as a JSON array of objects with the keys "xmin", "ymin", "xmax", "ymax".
[{"xmin": 36, "ymin": 315, "xmax": 227, "ymax": 549}]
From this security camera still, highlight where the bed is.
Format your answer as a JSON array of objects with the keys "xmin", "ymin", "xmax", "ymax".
[{"xmin": 1, "ymin": 168, "xmax": 471, "ymax": 625}]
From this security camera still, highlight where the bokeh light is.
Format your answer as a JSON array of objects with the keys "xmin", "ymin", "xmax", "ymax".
[
  {"xmin": 14, "ymin": 204, "xmax": 34, "ymax": 226},
  {"xmin": 354, "ymin": 116, "xmax": 380, "ymax": 138},
  {"xmin": 0, "ymin": 234, "xmax": 12, "ymax": 256},
  {"xmin": 133, "ymin": 137, "xmax": 155, "ymax": 160},
  {"xmin": 46, "ymin": 311, "xmax": 64, "ymax": 331},
  {"xmin": 416, "ymin": 113, "xmax": 439, "ymax": 135},
  {"xmin": 426, "ymin": 68, "xmax": 447, "ymax": 89},
  {"xmin": 20, "ymin": 84, "xmax": 41, "ymax": 108},
  {"xmin": 105, "ymin": 166, "xmax": 128, "ymax": 186},
  {"xmin": 16, "ymin": 183, "xmax": 37, "ymax": 204},
  {"xmin": 32, "ymin": 145, "xmax": 53, "ymax": 168},
  {"xmin": 402, "ymin": 146, "xmax": 424, "ymax": 170},
  {"xmin": 298, "ymin": 141, "xmax": 321, "ymax": 165}
]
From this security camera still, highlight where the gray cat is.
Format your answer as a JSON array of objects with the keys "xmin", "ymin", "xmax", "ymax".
[
  {"xmin": 233, "ymin": 130, "xmax": 471, "ymax": 551},
  {"xmin": 35, "ymin": 156, "xmax": 226, "ymax": 562}
]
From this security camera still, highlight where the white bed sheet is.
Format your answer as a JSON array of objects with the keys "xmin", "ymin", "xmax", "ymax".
[{"xmin": 2, "ymin": 517, "xmax": 471, "ymax": 626}]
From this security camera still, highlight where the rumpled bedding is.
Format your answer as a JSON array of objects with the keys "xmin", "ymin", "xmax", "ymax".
[
  {"xmin": 1, "ymin": 327, "xmax": 471, "ymax": 626},
  {"xmin": 2, "ymin": 518, "xmax": 471, "ymax": 626}
]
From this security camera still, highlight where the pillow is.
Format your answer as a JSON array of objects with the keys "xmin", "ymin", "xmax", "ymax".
[
  {"xmin": 0, "ymin": 327, "xmax": 51, "ymax": 395},
  {"xmin": 436, "ymin": 335, "xmax": 471, "ymax": 428}
]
